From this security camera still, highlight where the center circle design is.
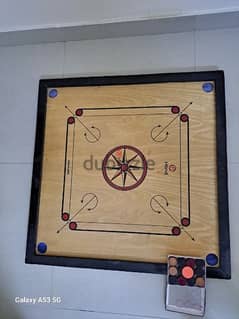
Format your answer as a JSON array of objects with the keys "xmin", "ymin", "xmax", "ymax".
[{"xmin": 102, "ymin": 145, "xmax": 147, "ymax": 191}]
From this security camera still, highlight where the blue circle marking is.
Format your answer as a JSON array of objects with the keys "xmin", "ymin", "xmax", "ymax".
[
  {"xmin": 49, "ymin": 89, "xmax": 58, "ymax": 98},
  {"xmin": 37, "ymin": 242, "xmax": 47, "ymax": 254},
  {"xmin": 206, "ymin": 253, "xmax": 218, "ymax": 266},
  {"xmin": 202, "ymin": 82, "xmax": 214, "ymax": 93}
]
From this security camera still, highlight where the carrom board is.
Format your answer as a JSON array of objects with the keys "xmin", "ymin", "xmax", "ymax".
[{"xmin": 26, "ymin": 71, "xmax": 230, "ymax": 279}]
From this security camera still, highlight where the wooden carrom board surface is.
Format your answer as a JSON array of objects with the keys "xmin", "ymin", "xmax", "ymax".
[{"xmin": 26, "ymin": 72, "xmax": 230, "ymax": 278}]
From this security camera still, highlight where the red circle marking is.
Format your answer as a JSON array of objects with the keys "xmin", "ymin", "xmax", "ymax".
[
  {"xmin": 62, "ymin": 212, "xmax": 70, "ymax": 221},
  {"xmin": 69, "ymin": 222, "xmax": 77, "ymax": 230},
  {"xmin": 182, "ymin": 266, "xmax": 194, "ymax": 279},
  {"xmin": 102, "ymin": 145, "xmax": 147, "ymax": 191},
  {"xmin": 75, "ymin": 108, "xmax": 83, "ymax": 117},
  {"xmin": 115, "ymin": 149, "xmax": 122, "ymax": 158},
  {"xmin": 68, "ymin": 116, "xmax": 75, "ymax": 124},
  {"xmin": 169, "ymin": 164, "xmax": 176, "ymax": 172},
  {"xmin": 181, "ymin": 217, "xmax": 190, "ymax": 226},
  {"xmin": 171, "ymin": 106, "xmax": 180, "ymax": 114},
  {"xmin": 180, "ymin": 114, "xmax": 189, "ymax": 122},
  {"xmin": 172, "ymin": 226, "xmax": 181, "ymax": 236}
]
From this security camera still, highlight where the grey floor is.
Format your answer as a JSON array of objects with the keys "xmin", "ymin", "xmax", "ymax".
[{"xmin": 0, "ymin": 27, "xmax": 238, "ymax": 319}]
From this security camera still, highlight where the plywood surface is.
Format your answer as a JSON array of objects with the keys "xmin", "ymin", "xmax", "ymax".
[{"xmin": 36, "ymin": 82, "xmax": 219, "ymax": 265}]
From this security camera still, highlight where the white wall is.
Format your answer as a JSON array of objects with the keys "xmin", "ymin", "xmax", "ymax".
[
  {"xmin": 1, "ymin": 0, "xmax": 239, "ymax": 32},
  {"xmin": 0, "ymin": 28, "xmax": 239, "ymax": 319}
]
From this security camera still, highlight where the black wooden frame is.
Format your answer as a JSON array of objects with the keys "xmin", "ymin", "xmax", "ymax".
[{"xmin": 25, "ymin": 71, "xmax": 231, "ymax": 279}]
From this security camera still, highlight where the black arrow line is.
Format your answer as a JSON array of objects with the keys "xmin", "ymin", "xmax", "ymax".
[
  {"xmin": 65, "ymin": 105, "xmax": 99, "ymax": 141},
  {"xmin": 159, "ymin": 194, "xmax": 169, "ymax": 206},
  {"xmin": 156, "ymin": 131, "xmax": 169, "ymax": 143},
  {"xmin": 81, "ymin": 193, "xmax": 98, "ymax": 206},
  {"xmin": 150, "ymin": 195, "xmax": 168, "ymax": 210},
  {"xmin": 81, "ymin": 192, "xmax": 93, "ymax": 202},
  {"xmin": 84, "ymin": 126, "xmax": 101, "ymax": 143},
  {"xmin": 151, "ymin": 126, "xmax": 169, "ymax": 143},
  {"xmin": 153, "ymin": 102, "xmax": 192, "ymax": 140},
  {"xmin": 153, "ymin": 197, "xmax": 195, "ymax": 241},
  {"xmin": 87, "ymin": 197, "xmax": 98, "ymax": 211},
  {"xmin": 56, "ymin": 195, "xmax": 97, "ymax": 233},
  {"xmin": 80, "ymin": 193, "xmax": 98, "ymax": 211},
  {"xmin": 150, "ymin": 125, "xmax": 161, "ymax": 141}
]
